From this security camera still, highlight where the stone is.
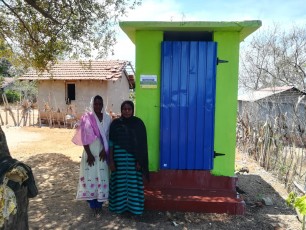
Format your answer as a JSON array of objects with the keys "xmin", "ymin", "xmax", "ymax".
[{"xmin": 262, "ymin": 197, "xmax": 273, "ymax": 206}]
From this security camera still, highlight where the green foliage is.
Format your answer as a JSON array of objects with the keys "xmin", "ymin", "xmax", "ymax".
[
  {"xmin": 12, "ymin": 80, "xmax": 38, "ymax": 102},
  {"xmin": 295, "ymin": 195, "xmax": 306, "ymax": 215},
  {"xmin": 286, "ymin": 191, "xmax": 306, "ymax": 230},
  {"xmin": 5, "ymin": 89, "xmax": 20, "ymax": 103},
  {"xmin": 0, "ymin": 0, "xmax": 142, "ymax": 71},
  {"xmin": 286, "ymin": 191, "xmax": 297, "ymax": 206}
]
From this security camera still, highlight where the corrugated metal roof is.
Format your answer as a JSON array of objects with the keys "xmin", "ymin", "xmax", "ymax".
[
  {"xmin": 19, "ymin": 60, "xmax": 133, "ymax": 82},
  {"xmin": 238, "ymin": 86, "xmax": 302, "ymax": 102}
]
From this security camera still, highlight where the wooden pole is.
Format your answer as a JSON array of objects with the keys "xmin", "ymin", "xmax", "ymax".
[
  {"xmin": 24, "ymin": 111, "xmax": 28, "ymax": 126},
  {"xmin": 29, "ymin": 110, "xmax": 32, "ymax": 126},
  {"xmin": 32, "ymin": 109, "xmax": 35, "ymax": 126},
  {"xmin": 3, "ymin": 93, "xmax": 7, "ymax": 125},
  {"xmin": 0, "ymin": 113, "xmax": 4, "ymax": 125},
  {"xmin": 37, "ymin": 107, "xmax": 41, "ymax": 128},
  {"xmin": 7, "ymin": 108, "xmax": 17, "ymax": 126},
  {"xmin": 19, "ymin": 113, "xmax": 23, "ymax": 126},
  {"xmin": 5, "ymin": 109, "xmax": 8, "ymax": 125},
  {"xmin": 2, "ymin": 94, "xmax": 17, "ymax": 126},
  {"xmin": 17, "ymin": 106, "xmax": 19, "ymax": 126},
  {"xmin": 48, "ymin": 112, "xmax": 52, "ymax": 128}
]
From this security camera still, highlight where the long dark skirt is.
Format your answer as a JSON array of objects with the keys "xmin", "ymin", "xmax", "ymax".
[{"xmin": 109, "ymin": 145, "xmax": 144, "ymax": 215}]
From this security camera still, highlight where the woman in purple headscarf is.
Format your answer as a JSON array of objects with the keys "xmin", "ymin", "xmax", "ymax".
[{"xmin": 72, "ymin": 95, "xmax": 111, "ymax": 216}]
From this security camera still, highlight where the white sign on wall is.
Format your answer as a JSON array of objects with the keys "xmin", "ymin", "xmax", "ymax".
[{"xmin": 140, "ymin": 75, "xmax": 157, "ymax": 88}]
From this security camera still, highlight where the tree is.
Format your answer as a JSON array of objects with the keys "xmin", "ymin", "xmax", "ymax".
[
  {"xmin": 239, "ymin": 24, "xmax": 306, "ymax": 92},
  {"xmin": 0, "ymin": 58, "xmax": 11, "ymax": 77},
  {"xmin": 238, "ymin": 24, "xmax": 306, "ymax": 206},
  {"xmin": 12, "ymin": 79, "xmax": 37, "ymax": 102},
  {"xmin": 0, "ymin": 0, "xmax": 141, "ymax": 71}
]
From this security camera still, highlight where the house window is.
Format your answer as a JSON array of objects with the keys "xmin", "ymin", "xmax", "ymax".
[{"xmin": 66, "ymin": 83, "xmax": 75, "ymax": 104}]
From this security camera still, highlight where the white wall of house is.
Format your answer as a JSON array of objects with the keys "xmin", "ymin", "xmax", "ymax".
[
  {"xmin": 37, "ymin": 80, "xmax": 65, "ymax": 111},
  {"xmin": 104, "ymin": 78, "xmax": 131, "ymax": 114},
  {"xmin": 37, "ymin": 74, "xmax": 131, "ymax": 116}
]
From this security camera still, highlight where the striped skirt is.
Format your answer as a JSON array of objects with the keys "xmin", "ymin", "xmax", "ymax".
[{"xmin": 109, "ymin": 145, "xmax": 144, "ymax": 215}]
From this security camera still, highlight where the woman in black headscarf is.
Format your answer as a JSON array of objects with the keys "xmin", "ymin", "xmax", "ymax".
[{"xmin": 108, "ymin": 100, "xmax": 149, "ymax": 215}]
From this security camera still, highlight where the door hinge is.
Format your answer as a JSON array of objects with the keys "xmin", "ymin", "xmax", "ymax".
[
  {"xmin": 214, "ymin": 151, "xmax": 226, "ymax": 158},
  {"xmin": 217, "ymin": 58, "xmax": 229, "ymax": 65}
]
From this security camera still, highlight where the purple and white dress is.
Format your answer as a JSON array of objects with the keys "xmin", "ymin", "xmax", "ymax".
[{"xmin": 72, "ymin": 111, "xmax": 111, "ymax": 202}]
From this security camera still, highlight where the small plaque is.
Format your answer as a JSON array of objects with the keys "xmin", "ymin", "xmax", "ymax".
[{"xmin": 140, "ymin": 75, "xmax": 157, "ymax": 88}]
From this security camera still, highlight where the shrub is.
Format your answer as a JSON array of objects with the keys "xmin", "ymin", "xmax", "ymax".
[{"xmin": 5, "ymin": 90, "xmax": 20, "ymax": 103}]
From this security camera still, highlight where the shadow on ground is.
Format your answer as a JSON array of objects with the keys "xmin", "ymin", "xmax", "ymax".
[{"xmin": 24, "ymin": 153, "xmax": 299, "ymax": 230}]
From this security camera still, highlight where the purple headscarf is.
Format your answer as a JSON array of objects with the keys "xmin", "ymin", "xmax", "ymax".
[{"xmin": 72, "ymin": 96, "xmax": 110, "ymax": 156}]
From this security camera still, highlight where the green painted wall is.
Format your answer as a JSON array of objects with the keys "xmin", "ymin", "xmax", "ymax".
[
  {"xmin": 213, "ymin": 32, "xmax": 240, "ymax": 176},
  {"xmin": 135, "ymin": 31, "xmax": 240, "ymax": 176},
  {"xmin": 135, "ymin": 31, "xmax": 163, "ymax": 172},
  {"xmin": 122, "ymin": 21, "xmax": 261, "ymax": 176}
]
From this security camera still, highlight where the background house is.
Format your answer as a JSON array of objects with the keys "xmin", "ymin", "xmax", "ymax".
[
  {"xmin": 238, "ymin": 86, "xmax": 306, "ymax": 128},
  {"xmin": 19, "ymin": 60, "xmax": 135, "ymax": 125}
]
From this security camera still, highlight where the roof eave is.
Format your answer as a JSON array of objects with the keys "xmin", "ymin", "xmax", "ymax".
[
  {"xmin": 19, "ymin": 77, "xmax": 115, "ymax": 81},
  {"xmin": 119, "ymin": 20, "xmax": 262, "ymax": 43}
]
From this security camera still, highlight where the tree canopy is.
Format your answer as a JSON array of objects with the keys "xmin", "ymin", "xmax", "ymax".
[
  {"xmin": 0, "ymin": 0, "xmax": 141, "ymax": 71},
  {"xmin": 239, "ymin": 24, "xmax": 306, "ymax": 92}
]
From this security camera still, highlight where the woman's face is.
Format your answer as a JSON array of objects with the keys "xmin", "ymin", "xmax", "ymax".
[
  {"xmin": 121, "ymin": 103, "xmax": 133, "ymax": 118},
  {"xmin": 93, "ymin": 98, "xmax": 103, "ymax": 114}
]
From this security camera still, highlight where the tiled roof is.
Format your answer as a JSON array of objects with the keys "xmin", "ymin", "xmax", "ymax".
[
  {"xmin": 19, "ymin": 60, "xmax": 134, "ymax": 84},
  {"xmin": 238, "ymin": 86, "xmax": 304, "ymax": 102}
]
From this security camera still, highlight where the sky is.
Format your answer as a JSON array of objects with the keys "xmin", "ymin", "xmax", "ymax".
[{"xmin": 110, "ymin": 0, "xmax": 306, "ymax": 64}]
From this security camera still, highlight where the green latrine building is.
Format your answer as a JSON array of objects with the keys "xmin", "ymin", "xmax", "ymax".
[{"xmin": 120, "ymin": 20, "xmax": 261, "ymax": 214}]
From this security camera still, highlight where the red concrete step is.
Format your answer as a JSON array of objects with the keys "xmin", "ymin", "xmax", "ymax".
[
  {"xmin": 144, "ymin": 170, "xmax": 245, "ymax": 215},
  {"xmin": 144, "ymin": 187, "xmax": 245, "ymax": 214},
  {"xmin": 145, "ymin": 170, "xmax": 237, "ymax": 190}
]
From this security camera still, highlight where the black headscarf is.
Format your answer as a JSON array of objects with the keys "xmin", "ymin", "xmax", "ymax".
[{"xmin": 109, "ymin": 100, "xmax": 149, "ymax": 181}]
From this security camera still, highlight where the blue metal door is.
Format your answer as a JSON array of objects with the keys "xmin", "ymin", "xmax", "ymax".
[{"xmin": 160, "ymin": 41, "xmax": 217, "ymax": 170}]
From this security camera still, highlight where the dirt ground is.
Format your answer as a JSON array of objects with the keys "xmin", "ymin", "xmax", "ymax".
[{"xmin": 2, "ymin": 125, "xmax": 301, "ymax": 230}]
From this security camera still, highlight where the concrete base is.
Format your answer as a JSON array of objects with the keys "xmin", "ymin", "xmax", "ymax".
[{"xmin": 144, "ymin": 170, "xmax": 245, "ymax": 215}]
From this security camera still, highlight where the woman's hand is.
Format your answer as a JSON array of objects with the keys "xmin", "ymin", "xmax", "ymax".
[
  {"xmin": 109, "ymin": 161, "xmax": 116, "ymax": 172},
  {"xmin": 87, "ymin": 152, "xmax": 95, "ymax": 166},
  {"xmin": 99, "ymin": 149, "xmax": 106, "ymax": 162},
  {"xmin": 84, "ymin": 145, "xmax": 95, "ymax": 166},
  {"xmin": 108, "ymin": 147, "xmax": 116, "ymax": 171},
  {"xmin": 136, "ymin": 162, "xmax": 141, "ymax": 171}
]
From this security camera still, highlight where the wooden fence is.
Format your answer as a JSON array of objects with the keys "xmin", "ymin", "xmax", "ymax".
[{"xmin": 237, "ymin": 113, "xmax": 306, "ymax": 193}]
